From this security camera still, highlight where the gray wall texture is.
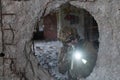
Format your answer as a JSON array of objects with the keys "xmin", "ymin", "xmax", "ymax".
[{"xmin": 0, "ymin": 0, "xmax": 120, "ymax": 80}]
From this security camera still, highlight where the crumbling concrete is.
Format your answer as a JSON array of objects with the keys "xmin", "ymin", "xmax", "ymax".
[{"xmin": 0, "ymin": 0, "xmax": 120, "ymax": 80}]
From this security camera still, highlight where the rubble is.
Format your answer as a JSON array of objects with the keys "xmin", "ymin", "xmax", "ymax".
[{"xmin": 34, "ymin": 41, "xmax": 69, "ymax": 80}]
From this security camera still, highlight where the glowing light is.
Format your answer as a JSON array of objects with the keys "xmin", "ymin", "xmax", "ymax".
[
  {"xmin": 73, "ymin": 50, "xmax": 87, "ymax": 64},
  {"xmin": 74, "ymin": 51, "xmax": 82, "ymax": 60},
  {"xmin": 82, "ymin": 59, "xmax": 87, "ymax": 64}
]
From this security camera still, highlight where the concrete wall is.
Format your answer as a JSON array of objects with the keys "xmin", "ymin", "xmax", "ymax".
[{"xmin": 0, "ymin": 0, "xmax": 120, "ymax": 80}]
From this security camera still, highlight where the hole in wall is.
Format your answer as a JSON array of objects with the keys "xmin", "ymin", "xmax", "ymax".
[{"xmin": 32, "ymin": 3, "xmax": 99, "ymax": 80}]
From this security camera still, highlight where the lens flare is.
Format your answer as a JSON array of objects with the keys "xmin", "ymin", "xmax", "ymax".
[
  {"xmin": 74, "ymin": 51, "xmax": 82, "ymax": 60},
  {"xmin": 82, "ymin": 59, "xmax": 87, "ymax": 64}
]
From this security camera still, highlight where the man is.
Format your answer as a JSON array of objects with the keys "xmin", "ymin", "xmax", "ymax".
[
  {"xmin": 58, "ymin": 29, "xmax": 79, "ymax": 74},
  {"xmin": 58, "ymin": 28, "xmax": 97, "ymax": 80}
]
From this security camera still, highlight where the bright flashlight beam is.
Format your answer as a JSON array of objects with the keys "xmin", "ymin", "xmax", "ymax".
[
  {"xmin": 74, "ymin": 51, "xmax": 82, "ymax": 60},
  {"xmin": 82, "ymin": 59, "xmax": 87, "ymax": 64}
]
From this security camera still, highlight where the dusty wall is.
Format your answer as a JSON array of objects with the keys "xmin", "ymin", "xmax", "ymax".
[{"xmin": 0, "ymin": 0, "xmax": 120, "ymax": 80}]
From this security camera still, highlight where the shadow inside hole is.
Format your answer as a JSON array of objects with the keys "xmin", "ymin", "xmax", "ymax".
[{"xmin": 32, "ymin": 3, "xmax": 99, "ymax": 80}]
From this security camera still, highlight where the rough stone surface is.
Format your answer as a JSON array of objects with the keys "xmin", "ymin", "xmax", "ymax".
[{"xmin": 0, "ymin": 0, "xmax": 120, "ymax": 80}]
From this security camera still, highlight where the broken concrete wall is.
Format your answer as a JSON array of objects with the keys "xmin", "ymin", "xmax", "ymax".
[{"xmin": 0, "ymin": 0, "xmax": 120, "ymax": 80}]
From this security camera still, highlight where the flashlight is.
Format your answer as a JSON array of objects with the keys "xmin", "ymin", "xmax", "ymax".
[
  {"xmin": 73, "ymin": 50, "xmax": 87, "ymax": 64},
  {"xmin": 71, "ymin": 50, "xmax": 88, "ymax": 70},
  {"xmin": 74, "ymin": 51, "xmax": 82, "ymax": 60}
]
